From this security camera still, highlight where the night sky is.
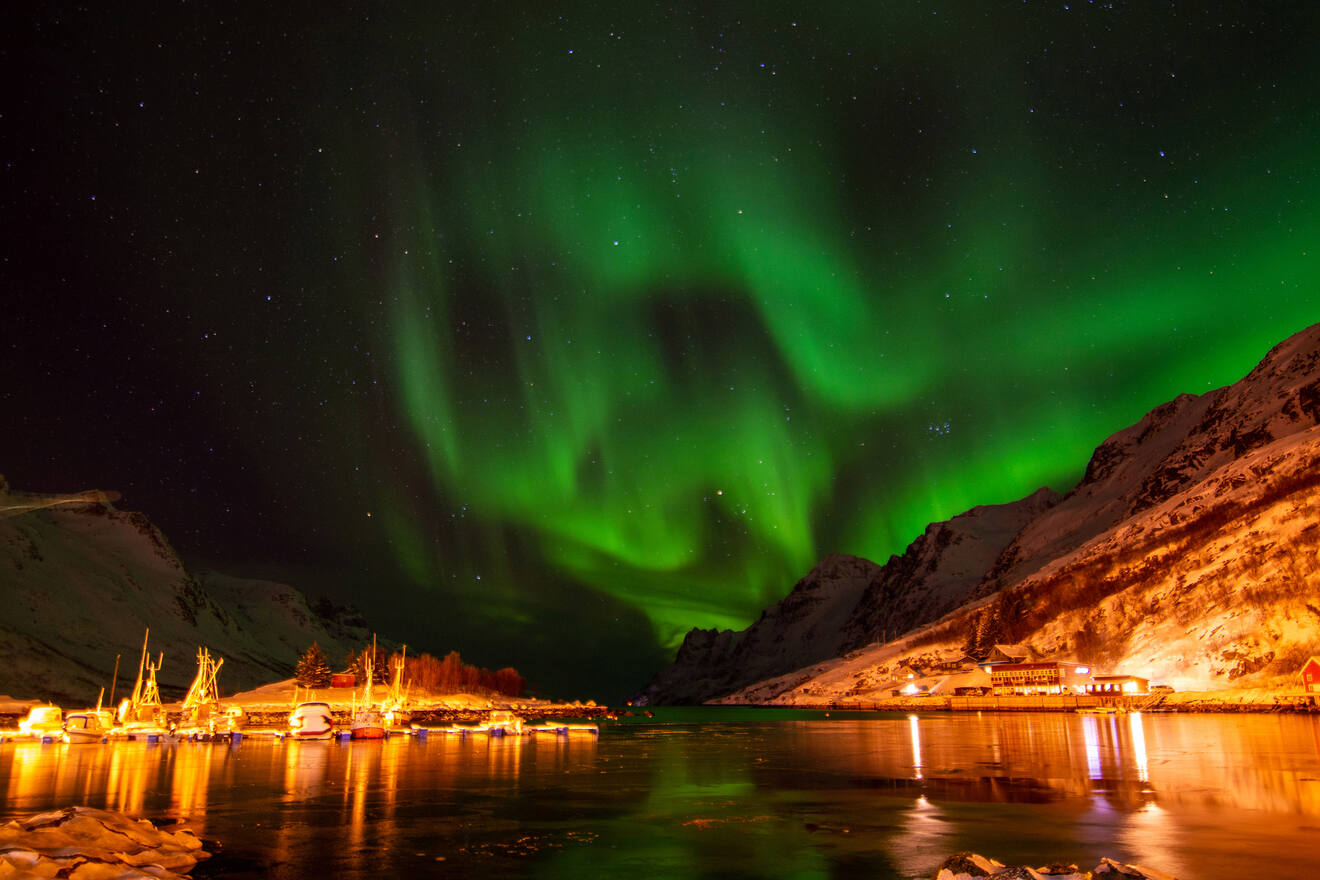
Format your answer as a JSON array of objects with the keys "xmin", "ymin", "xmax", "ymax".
[{"xmin": 4, "ymin": 3, "xmax": 1318, "ymax": 700}]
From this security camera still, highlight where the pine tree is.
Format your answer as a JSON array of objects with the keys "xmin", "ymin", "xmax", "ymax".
[{"xmin": 296, "ymin": 642, "xmax": 332, "ymax": 688}]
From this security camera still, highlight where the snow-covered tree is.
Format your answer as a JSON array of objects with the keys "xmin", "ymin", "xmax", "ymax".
[{"xmin": 296, "ymin": 642, "xmax": 332, "ymax": 688}]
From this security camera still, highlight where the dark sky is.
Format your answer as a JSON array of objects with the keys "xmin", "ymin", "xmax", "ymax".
[{"xmin": 4, "ymin": 2, "xmax": 1318, "ymax": 700}]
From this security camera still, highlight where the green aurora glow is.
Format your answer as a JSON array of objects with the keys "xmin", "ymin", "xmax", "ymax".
[
  {"xmin": 9, "ymin": 2, "xmax": 1319, "ymax": 698},
  {"xmin": 361, "ymin": 6, "xmax": 1320, "ymax": 657}
]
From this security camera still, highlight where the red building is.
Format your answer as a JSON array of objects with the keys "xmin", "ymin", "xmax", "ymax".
[{"xmin": 1301, "ymin": 657, "xmax": 1320, "ymax": 694}]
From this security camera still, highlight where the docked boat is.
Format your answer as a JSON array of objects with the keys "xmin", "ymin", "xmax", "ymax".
[
  {"xmin": 349, "ymin": 637, "xmax": 386, "ymax": 740},
  {"xmin": 18, "ymin": 705, "xmax": 64, "ymax": 739},
  {"xmin": 480, "ymin": 710, "xmax": 525, "ymax": 736},
  {"xmin": 350, "ymin": 704, "xmax": 385, "ymax": 740},
  {"xmin": 62, "ymin": 711, "xmax": 108, "ymax": 744},
  {"xmin": 380, "ymin": 646, "xmax": 412, "ymax": 729},
  {"xmin": 176, "ymin": 646, "xmax": 230, "ymax": 738},
  {"xmin": 287, "ymin": 701, "xmax": 335, "ymax": 740},
  {"xmin": 115, "ymin": 629, "xmax": 171, "ymax": 738},
  {"xmin": 527, "ymin": 721, "xmax": 600, "ymax": 736}
]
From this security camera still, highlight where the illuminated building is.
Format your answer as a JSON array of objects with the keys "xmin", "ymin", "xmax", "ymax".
[
  {"xmin": 989, "ymin": 662, "xmax": 1092, "ymax": 696},
  {"xmin": 1085, "ymin": 674, "xmax": 1150, "ymax": 696}
]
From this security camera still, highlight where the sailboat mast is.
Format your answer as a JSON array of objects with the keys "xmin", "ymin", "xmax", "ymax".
[
  {"xmin": 130, "ymin": 629, "xmax": 149, "ymax": 705},
  {"xmin": 108, "ymin": 653, "xmax": 120, "ymax": 706}
]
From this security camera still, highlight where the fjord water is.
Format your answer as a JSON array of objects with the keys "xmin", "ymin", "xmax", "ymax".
[{"xmin": 3, "ymin": 710, "xmax": 1318, "ymax": 878}]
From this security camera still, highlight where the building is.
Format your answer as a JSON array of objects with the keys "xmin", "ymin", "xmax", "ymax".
[
  {"xmin": 1300, "ymin": 657, "xmax": 1320, "ymax": 694},
  {"xmin": 1085, "ymin": 674, "xmax": 1150, "ymax": 696},
  {"xmin": 933, "ymin": 649, "xmax": 975, "ymax": 671},
  {"xmin": 985, "ymin": 645, "xmax": 1030, "ymax": 665},
  {"xmin": 989, "ymin": 661, "xmax": 1092, "ymax": 696}
]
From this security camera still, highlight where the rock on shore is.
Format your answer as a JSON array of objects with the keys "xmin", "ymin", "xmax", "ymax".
[
  {"xmin": 929, "ymin": 851, "xmax": 1177, "ymax": 880},
  {"xmin": 0, "ymin": 806, "xmax": 209, "ymax": 878}
]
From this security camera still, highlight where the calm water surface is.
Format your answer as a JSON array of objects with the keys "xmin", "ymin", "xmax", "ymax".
[{"xmin": 3, "ymin": 709, "xmax": 1319, "ymax": 878}]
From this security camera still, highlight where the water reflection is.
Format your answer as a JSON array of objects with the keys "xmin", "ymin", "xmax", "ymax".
[
  {"xmin": 908, "ymin": 715, "xmax": 923, "ymax": 780},
  {"xmin": 1, "ymin": 715, "xmax": 1318, "ymax": 879},
  {"xmin": 1130, "ymin": 714, "xmax": 1148, "ymax": 783}
]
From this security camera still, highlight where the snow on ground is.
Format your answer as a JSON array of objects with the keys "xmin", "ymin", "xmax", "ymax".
[{"xmin": 0, "ymin": 806, "xmax": 208, "ymax": 879}]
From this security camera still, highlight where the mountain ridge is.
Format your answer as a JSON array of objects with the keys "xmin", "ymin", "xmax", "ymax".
[
  {"xmin": 0, "ymin": 493, "xmax": 373, "ymax": 704},
  {"xmin": 638, "ymin": 322, "xmax": 1320, "ymax": 705}
]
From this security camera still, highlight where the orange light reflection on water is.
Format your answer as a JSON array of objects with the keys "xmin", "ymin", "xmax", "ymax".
[{"xmin": 908, "ymin": 715, "xmax": 923, "ymax": 780}]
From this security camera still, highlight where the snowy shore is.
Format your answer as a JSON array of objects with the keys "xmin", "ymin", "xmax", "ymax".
[
  {"xmin": 926, "ymin": 851, "xmax": 1176, "ymax": 880},
  {"xmin": 719, "ymin": 688, "xmax": 1319, "ymax": 714},
  {"xmin": 0, "ymin": 807, "xmax": 208, "ymax": 879}
]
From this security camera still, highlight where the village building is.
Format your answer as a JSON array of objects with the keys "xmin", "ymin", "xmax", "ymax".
[
  {"xmin": 1300, "ymin": 657, "xmax": 1320, "ymax": 694},
  {"xmin": 984, "ymin": 644, "xmax": 1030, "ymax": 665},
  {"xmin": 1085, "ymin": 674, "xmax": 1150, "ymax": 696},
  {"xmin": 989, "ymin": 661, "xmax": 1091, "ymax": 696},
  {"xmin": 932, "ymin": 649, "xmax": 975, "ymax": 671},
  {"xmin": 942, "ymin": 666, "xmax": 993, "ymax": 696}
]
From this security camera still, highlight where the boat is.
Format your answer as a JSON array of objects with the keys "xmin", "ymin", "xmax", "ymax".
[
  {"xmin": 18, "ymin": 705, "xmax": 64, "ymax": 740},
  {"xmin": 527, "ymin": 721, "xmax": 600, "ymax": 736},
  {"xmin": 349, "ymin": 636, "xmax": 385, "ymax": 740},
  {"xmin": 115, "ymin": 629, "xmax": 171, "ymax": 738},
  {"xmin": 350, "ymin": 704, "xmax": 385, "ymax": 740},
  {"xmin": 60, "ymin": 687, "xmax": 114, "ymax": 744},
  {"xmin": 479, "ymin": 710, "xmax": 525, "ymax": 736},
  {"xmin": 1076, "ymin": 706, "xmax": 1127, "ymax": 715},
  {"xmin": 176, "ymin": 647, "xmax": 230, "ymax": 738},
  {"xmin": 62, "ymin": 711, "xmax": 108, "ymax": 744},
  {"xmin": 380, "ymin": 646, "xmax": 412, "ymax": 729},
  {"xmin": 287, "ymin": 699, "xmax": 335, "ymax": 740}
]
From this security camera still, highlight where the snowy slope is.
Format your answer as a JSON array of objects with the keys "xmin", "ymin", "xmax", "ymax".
[
  {"xmin": 634, "ymin": 553, "xmax": 882, "ymax": 705},
  {"xmin": 839, "ymin": 487, "xmax": 1059, "ymax": 653},
  {"xmin": 636, "ymin": 490, "xmax": 1061, "ymax": 705},
  {"xmin": 981, "ymin": 325, "xmax": 1320, "ymax": 595},
  {"xmin": 0, "ymin": 496, "xmax": 372, "ymax": 704}
]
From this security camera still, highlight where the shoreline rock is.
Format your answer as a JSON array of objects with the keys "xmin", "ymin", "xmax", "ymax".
[
  {"xmin": 929, "ymin": 851, "xmax": 1177, "ymax": 880},
  {"xmin": 0, "ymin": 806, "xmax": 209, "ymax": 879}
]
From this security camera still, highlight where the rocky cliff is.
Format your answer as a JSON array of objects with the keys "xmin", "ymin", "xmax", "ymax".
[{"xmin": 636, "ymin": 491, "xmax": 1063, "ymax": 705}]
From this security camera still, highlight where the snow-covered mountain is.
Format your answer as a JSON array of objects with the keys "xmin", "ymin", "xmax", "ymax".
[
  {"xmin": 636, "ymin": 553, "xmax": 882, "ymax": 705},
  {"xmin": 0, "ymin": 488, "xmax": 373, "ymax": 704},
  {"xmin": 639, "ymin": 322, "xmax": 1320, "ymax": 704},
  {"xmin": 636, "ymin": 489, "xmax": 1061, "ymax": 705}
]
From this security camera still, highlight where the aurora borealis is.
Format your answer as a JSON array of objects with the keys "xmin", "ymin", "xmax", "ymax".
[{"xmin": 6, "ymin": 3, "xmax": 1319, "ymax": 698}]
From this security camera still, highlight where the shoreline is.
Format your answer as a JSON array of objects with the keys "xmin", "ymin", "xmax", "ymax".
[
  {"xmin": 716, "ymin": 689, "xmax": 1320, "ymax": 714},
  {"xmin": 0, "ymin": 677, "xmax": 611, "ymax": 732}
]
